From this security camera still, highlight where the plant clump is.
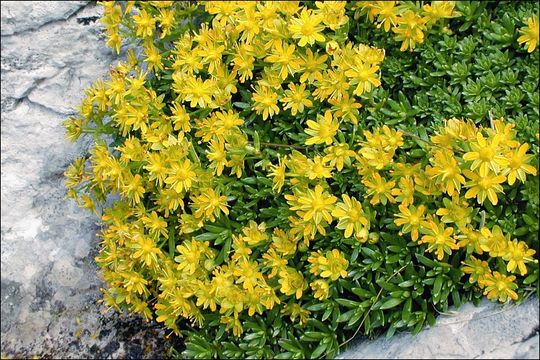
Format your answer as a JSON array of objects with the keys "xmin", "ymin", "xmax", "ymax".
[{"xmin": 64, "ymin": 1, "xmax": 539, "ymax": 358}]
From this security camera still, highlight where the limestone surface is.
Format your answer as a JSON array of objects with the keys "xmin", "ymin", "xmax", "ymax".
[
  {"xmin": 338, "ymin": 296, "xmax": 539, "ymax": 359},
  {"xmin": 1, "ymin": 1, "xmax": 178, "ymax": 358},
  {"xmin": 1, "ymin": 1, "xmax": 538, "ymax": 359}
]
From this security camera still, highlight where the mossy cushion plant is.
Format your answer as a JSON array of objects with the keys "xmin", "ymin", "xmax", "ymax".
[{"xmin": 64, "ymin": 1, "xmax": 539, "ymax": 358}]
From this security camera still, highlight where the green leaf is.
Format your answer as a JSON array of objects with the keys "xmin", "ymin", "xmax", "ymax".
[
  {"xmin": 195, "ymin": 232, "xmax": 220, "ymax": 241},
  {"xmin": 337, "ymin": 309, "xmax": 355, "ymax": 323},
  {"xmin": 351, "ymin": 287, "xmax": 374, "ymax": 298},
  {"xmin": 433, "ymin": 276, "xmax": 443, "ymax": 299},
  {"xmin": 335, "ymin": 298, "xmax": 361, "ymax": 308},
  {"xmin": 379, "ymin": 297, "xmax": 404, "ymax": 310},
  {"xmin": 311, "ymin": 343, "xmax": 327, "ymax": 359},
  {"xmin": 278, "ymin": 339, "xmax": 300, "ymax": 353},
  {"xmin": 275, "ymin": 352, "xmax": 293, "ymax": 359},
  {"xmin": 398, "ymin": 280, "xmax": 414, "ymax": 288},
  {"xmin": 416, "ymin": 254, "xmax": 437, "ymax": 268},
  {"xmin": 523, "ymin": 273, "xmax": 538, "ymax": 285},
  {"xmin": 306, "ymin": 303, "xmax": 327, "ymax": 311},
  {"xmin": 348, "ymin": 308, "xmax": 364, "ymax": 327}
]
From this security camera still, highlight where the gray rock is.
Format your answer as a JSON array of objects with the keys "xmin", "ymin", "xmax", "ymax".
[
  {"xmin": 0, "ymin": 1, "xmax": 87, "ymax": 36},
  {"xmin": 338, "ymin": 297, "xmax": 539, "ymax": 359},
  {"xmin": 1, "ymin": 1, "xmax": 179, "ymax": 358}
]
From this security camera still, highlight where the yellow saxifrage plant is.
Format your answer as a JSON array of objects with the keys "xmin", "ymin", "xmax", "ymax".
[{"xmin": 64, "ymin": 1, "xmax": 539, "ymax": 358}]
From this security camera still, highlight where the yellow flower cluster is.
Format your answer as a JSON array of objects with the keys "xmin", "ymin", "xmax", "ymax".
[
  {"xmin": 64, "ymin": 2, "xmax": 539, "ymax": 344},
  {"xmin": 354, "ymin": 1, "xmax": 459, "ymax": 51},
  {"xmin": 68, "ymin": 1, "xmax": 386, "ymax": 336}
]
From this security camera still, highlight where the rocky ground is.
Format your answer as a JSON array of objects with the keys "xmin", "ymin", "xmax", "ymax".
[
  {"xmin": 1, "ymin": 2, "xmax": 179, "ymax": 358},
  {"xmin": 1, "ymin": 1, "xmax": 538, "ymax": 359}
]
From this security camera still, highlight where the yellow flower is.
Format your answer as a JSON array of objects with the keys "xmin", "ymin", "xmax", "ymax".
[
  {"xmin": 392, "ymin": 11, "xmax": 427, "ymax": 51},
  {"xmin": 362, "ymin": 172, "xmax": 397, "ymax": 205},
  {"xmin": 312, "ymin": 68, "xmax": 350, "ymax": 101},
  {"xmin": 298, "ymin": 48, "xmax": 328, "ymax": 84},
  {"xmin": 232, "ymin": 43, "xmax": 255, "ymax": 83},
  {"xmin": 216, "ymin": 109, "xmax": 244, "ymax": 131},
  {"xmin": 144, "ymin": 43, "xmax": 164, "ymax": 72},
  {"xmin": 435, "ymin": 197, "xmax": 472, "ymax": 229},
  {"xmin": 144, "ymin": 152, "xmax": 168, "ymax": 186},
  {"xmin": 487, "ymin": 119, "xmax": 520, "ymax": 148},
  {"xmin": 461, "ymin": 256, "xmax": 491, "ymax": 286},
  {"xmin": 305, "ymin": 110, "xmax": 340, "ymax": 145},
  {"xmin": 289, "ymin": 184, "xmax": 336, "ymax": 225},
  {"xmin": 251, "ymin": 85, "xmax": 280, "ymax": 120},
  {"xmin": 479, "ymin": 225, "xmax": 509, "ymax": 257},
  {"xmin": 479, "ymin": 272, "xmax": 519, "ymax": 302},
  {"xmin": 121, "ymin": 271, "xmax": 149, "ymax": 295},
  {"xmin": 306, "ymin": 156, "xmax": 333, "ymax": 180},
  {"xmin": 240, "ymin": 220, "xmax": 268, "ymax": 246},
  {"xmin": 231, "ymin": 234, "xmax": 252, "ymax": 263},
  {"xmin": 157, "ymin": 8, "xmax": 175, "ymax": 38},
  {"xmin": 206, "ymin": 139, "xmax": 227, "ymax": 176},
  {"xmin": 281, "ymin": 303, "xmax": 310, "ymax": 325},
  {"xmin": 288, "ymin": 8, "xmax": 326, "ymax": 47},
  {"xmin": 278, "ymin": 267, "xmax": 308, "ymax": 299},
  {"xmin": 107, "ymin": 26, "xmax": 122, "ymax": 54},
  {"xmin": 165, "ymin": 159, "xmax": 196, "ymax": 193},
  {"xmin": 329, "ymin": 93, "xmax": 362, "ymax": 124},
  {"xmin": 463, "ymin": 133, "xmax": 509, "ymax": 177},
  {"xmin": 271, "ymin": 228, "xmax": 297, "ymax": 257},
  {"xmin": 394, "ymin": 203, "xmax": 426, "ymax": 241},
  {"xmin": 503, "ymin": 143, "xmax": 537, "ymax": 185},
  {"xmin": 425, "ymin": 149, "xmax": 466, "ymax": 196},
  {"xmin": 131, "ymin": 235, "xmax": 161, "ymax": 267},
  {"xmin": 268, "ymin": 156, "xmax": 287, "ymax": 193},
  {"xmin": 332, "ymin": 194, "xmax": 369, "ymax": 238},
  {"xmin": 157, "ymin": 188, "xmax": 185, "ymax": 217},
  {"xmin": 463, "ymin": 169, "xmax": 506, "ymax": 206},
  {"xmin": 503, "ymin": 240, "xmax": 537, "ymax": 276},
  {"xmin": 196, "ymin": 281, "xmax": 218, "ymax": 312},
  {"xmin": 517, "ymin": 15, "xmax": 539, "ymax": 53},
  {"xmin": 174, "ymin": 239, "xmax": 213, "ymax": 275},
  {"xmin": 265, "ymin": 40, "xmax": 301, "ymax": 80},
  {"xmin": 419, "ymin": 216, "xmax": 459, "ymax": 260},
  {"xmin": 233, "ymin": 259, "xmax": 264, "ymax": 292},
  {"xmin": 142, "ymin": 211, "xmax": 168, "ymax": 239},
  {"xmin": 190, "ymin": 188, "xmax": 229, "ymax": 221},
  {"xmin": 315, "ymin": 1, "xmax": 348, "ymax": 31},
  {"xmin": 373, "ymin": 1, "xmax": 399, "ymax": 32},
  {"xmin": 133, "ymin": 9, "xmax": 156, "ymax": 38},
  {"xmin": 220, "ymin": 315, "xmax": 244, "ymax": 337},
  {"xmin": 280, "ymin": 82, "xmax": 313, "ymax": 115},
  {"xmin": 122, "ymin": 173, "xmax": 145, "ymax": 205},
  {"xmin": 323, "ymin": 143, "xmax": 356, "ymax": 171},
  {"xmin": 180, "ymin": 76, "xmax": 216, "ymax": 108},
  {"xmin": 308, "ymin": 249, "xmax": 348, "ymax": 281},
  {"xmin": 262, "ymin": 248, "xmax": 288, "ymax": 278},
  {"xmin": 456, "ymin": 226, "xmax": 484, "ymax": 255},
  {"xmin": 422, "ymin": 1, "xmax": 457, "ymax": 25},
  {"xmin": 392, "ymin": 177, "xmax": 416, "ymax": 207},
  {"xmin": 310, "ymin": 279, "xmax": 330, "ymax": 300},
  {"xmin": 344, "ymin": 60, "xmax": 381, "ymax": 96}
]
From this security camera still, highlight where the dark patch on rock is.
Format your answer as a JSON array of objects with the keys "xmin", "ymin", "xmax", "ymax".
[
  {"xmin": 126, "ymin": 339, "xmax": 143, "ymax": 359},
  {"xmin": 30, "ymin": 276, "xmax": 55, "ymax": 312},
  {"xmin": 51, "ymin": 300, "xmax": 66, "ymax": 314},
  {"xmin": 1, "ymin": 279, "xmax": 23, "ymax": 332},
  {"xmin": 77, "ymin": 16, "xmax": 100, "ymax": 25},
  {"xmin": 522, "ymin": 326, "xmax": 539, "ymax": 342},
  {"xmin": 101, "ymin": 340, "xmax": 120, "ymax": 357}
]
